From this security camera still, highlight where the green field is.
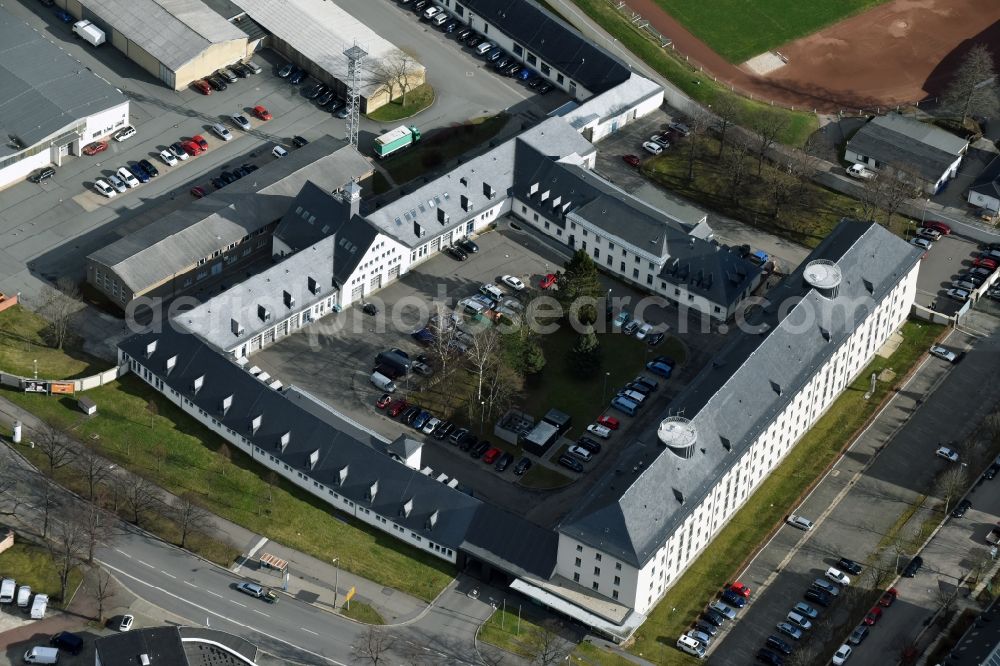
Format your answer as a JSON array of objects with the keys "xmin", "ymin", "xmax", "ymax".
[{"xmin": 653, "ymin": 0, "xmax": 889, "ymax": 63}]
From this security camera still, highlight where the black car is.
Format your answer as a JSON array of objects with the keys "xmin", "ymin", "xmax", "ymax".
[
  {"xmin": 457, "ymin": 238, "xmax": 479, "ymax": 254},
  {"xmin": 220, "ymin": 171, "xmax": 238, "ymax": 184},
  {"xmin": 139, "ymin": 159, "xmax": 159, "ymax": 178},
  {"xmin": 647, "ymin": 332, "xmax": 665, "ymax": 346},
  {"xmin": 443, "ymin": 19, "xmax": 459, "ymax": 32},
  {"xmin": 433, "ymin": 421, "xmax": 454, "ymax": 440},
  {"xmin": 459, "ymin": 433, "xmax": 478, "ymax": 452},
  {"xmin": 289, "ymin": 69, "xmax": 306, "ymax": 85},
  {"xmin": 466, "ymin": 34, "xmax": 483, "ymax": 47},
  {"xmin": 504, "ymin": 64, "xmax": 522, "ymax": 77},
  {"xmin": 305, "ymin": 84, "xmax": 325, "ymax": 99},
  {"xmin": 401, "ymin": 406, "xmax": 421, "ymax": 424},
  {"xmin": 626, "ymin": 381, "xmax": 653, "ymax": 396},
  {"xmin": 633, "ymin": 377, "xmax": 658, "ymax": 392},
  {"xmin": 28, "ymin": 167, "xmax": 56, "ymax": 183},
  {"xmin": 290, "ymin": 135, "xmax": 309, "ymax": 149},
  {"xmin": 278, "ymin": 62, "xmax": 294, "ymax": 78},
  {"xmin": 803, "ymin": 588, "xmax": 831, "ymax": 607},
  {"xmin": 241, "ymin": 163, "xmax": 259, "ymax": 173},
  {"xmin": 527, "ymin": 77, "xmax": 543, "ymax": 89},
  {"xmin": 486, "ymin": 49, "xmax": 504, "ymax": 62},
  {"xmin": 765, "ymin": 635, "xmax": 793, "ymax": 656},
  {"xmin": 952, "ymin": 499, "xmax": 972, "ymax": 518},
  {"xmin": 493, "ymin": 56, "xmax": 511, "ymax": 70},
  {"xmin": 362, "ymin": 302, "xmax": 378, "ymax": 316},
  {"xmin": 576, "ymin": 437, "xmax": 602, "ymax": 454},
  {"xmin": 756, "ymin": 648, "xmax": 783, "ymax": 666},
  {"xmin": 701, "ymin": 609, "xmax": 726, "ymax": 627},
  {"xmin": 513, "ymin": 457, "xmax": 532, "ymax": 475},
  {"xmin": 902, "ymin": 555, "xmax": 923, "ymax": 577},
  {"xmin": 456, "ymin": 27, "xmax": 473, "ymax": 40},
  {"xmin": 693, "ymin": 620, "xmax": 718, "ymax": 636},
  {"xmin": 986, "ymin": 463, "xmax": 999, "ymax": 480},
  {"xmin": 837, "ymin": 557, "xmax": 863, "ymax": 576},
  {"xmin": 232, "ymin": 62, "xmax": 252, "ymax": 77},
  {"xmin": 207, "ymin": 76, "xmax": 227, "ymax": 91},
  {"xmin": 471, "ymin": 441, "xmax": 490, "ymax": 459},
  {"xmin": 447, "ymin": 246, "xmax": 468, "ymax": 261},
  {"xmin": 537, "ymin": 83, "xmax": 553, "ymax": 94},
  {"xmin": 449, "ymin": 427, "xmax": 468, "ymax": 445},
  {"xmin": 211, "ymin": 176, "xmax": 226, "ymax": 189},
  {"xmin": 558, "ymin": 454, "xmax": 583, "ymax": 473},
  {"xmin": 495, "ymin": 452, "xmax": 514, "ymax": 472},
  {"xmin": 413, "ymin": 0, "xmax": 427, "ymax": 9},
  {"xmin": 317, "ymin": 90, "xmax": 335, "ymax": 106},
  {"xmin": 50, "ymin": 631, "xmax": 83, "ymax": 655}
]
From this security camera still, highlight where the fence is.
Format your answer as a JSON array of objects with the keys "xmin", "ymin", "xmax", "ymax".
[{"xmin": 0, "ymin": 365, "xmax": 125, "ymax": 394}]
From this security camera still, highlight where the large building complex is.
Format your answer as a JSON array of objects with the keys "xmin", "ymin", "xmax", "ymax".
[{"xmin": 0, "ymin": 5, "xmax": 129, "ymax": 188}]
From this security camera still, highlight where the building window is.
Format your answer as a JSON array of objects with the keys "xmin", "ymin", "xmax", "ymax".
[
  {"xmin": 646, "ymin": 275, "xmax": 653, "ymax": 285},
  {"xmin": 576, "ymin": 545, "xmax": 583, "ymax": 552},
  {"xmin": 615, "ymin": 562, "xmax": 622, "ymax": 571},
  {"xmin": 575, "ymin": 557, "xmax": 581, "ymax": 567},
  {"xmin": 612, "ymin": 590, "xmax": 619, "ymax": 600},
  {"xmin": 620, "ymin": 262, "xmax": 625, "ymax": 272},
  {"xmin": 593, "ymin": 567, "xmax": 600, "ymax": 575},
  {"xmin": 595, "ymin": 553, "xmax": 602, "ymax": 562},
  {"xmin": 614, "ymin": 576, "xmax": 621, "ymax": 585},
  {"xmin": 557, "ymin": 73, "xmax": 564, "ymax": 84},
  {"xmin": 592, "ymin": 582, "xmax": 599, "ymax": 591},
  {"xmin": 574, "ymin": 573, "xmax": 580, "ymax": 582},
  {"xmin": 593, "ymin": 248, "xmax": 599, "ymax": 259},
  {"xmin": 513, "ymin": 44, "xmax": 523, "ymax": 56},
  {"xmin": 527, "ymin": 53, "xmax": 537, "ymax": 66},
  {"xmin": 540, "ymin": 62, "xmax": 550, "ymax": 76},
  {"xmin": 633, "ymin": 269, "xmax": 639, "ymax": 279}
]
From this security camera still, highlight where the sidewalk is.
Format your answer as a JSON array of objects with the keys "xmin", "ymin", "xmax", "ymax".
[{"xmin": 0, "ymin": 395, "xmax": 431, "ymax": 627}]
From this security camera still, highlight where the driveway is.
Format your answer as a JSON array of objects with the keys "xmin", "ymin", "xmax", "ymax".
[{"xmin": 709, "ymin": 314, "xmax": 1000, "ymax": 664}]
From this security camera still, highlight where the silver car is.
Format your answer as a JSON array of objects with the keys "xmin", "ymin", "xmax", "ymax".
[
  {"xmin": 230, "ymin": 114, "xmax": 252, "ymax": 132},
  {"xmin": 211, "ymin": 123, "xmax": 233, "ymax": 141},
  {"xmin": 708, "ymin": 600, "xmax": 737, "ymax": 619},
  {"xmin": 106, "ymin": 173, "xmax": 127, "ymax": 193}
]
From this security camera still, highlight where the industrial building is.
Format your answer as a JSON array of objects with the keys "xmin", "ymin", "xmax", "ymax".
[
  {"xmin": 53, "ymin": 0, "xmax": 253, "ymax": 90},
  {"xmin": 0, "ymin": 5, "xmax": 129, "ymax": 188}
]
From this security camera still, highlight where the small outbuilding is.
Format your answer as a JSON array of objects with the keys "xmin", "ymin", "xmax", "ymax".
[
  {"xmin": 78, "ymin": 396, "xmax": 97, "ymax": 416},
  {"xmin": 542, "ymin": 408, "xmax": 572, "ymax": 435}
]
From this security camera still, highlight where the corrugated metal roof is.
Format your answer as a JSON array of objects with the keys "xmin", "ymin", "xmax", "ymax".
[
  {"xmin": 847, "ymin": 113, "xmax": 968, "ymax": 184},
  {"xmin": 81, "ymin": 0, "xmax": 246, "ymax": 70},
  {"xmin": 0, "ymin": 7, "xmax": 126, "ymax": 155}
]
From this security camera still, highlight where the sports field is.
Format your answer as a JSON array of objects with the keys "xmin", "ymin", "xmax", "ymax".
[{"xmin": 650, "ymin": 0, "xmax": 889, "ymax": 63}]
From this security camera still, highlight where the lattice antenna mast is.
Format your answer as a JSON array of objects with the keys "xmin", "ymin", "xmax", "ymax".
[{"xmin": 344, "ymin": 44, "xmax": 367, "ymax": 151}]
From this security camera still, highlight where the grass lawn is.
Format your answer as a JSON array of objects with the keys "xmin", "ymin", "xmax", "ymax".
[
  {"xmin": 567, "ymin": 0, "xmax": 817, "ymax": 147},
  {"xmin": 527, "ymin": 327, "xmax": 685, "ymax": 433},
  {"xmin": 479, "ymin": 607, "xmax": 544, "ymax": 658},
  {"xmin": 340, "ymin": 601, "xmax": 385, "ymax": 624},
  {"xmin": 0, "ymin": 305, "xmax": 106, "ymax": 379},
  {"xmin": 367, "ymin": 84, "xmax": 435, "ymax": 123},
  {"xmin": 519, "ymin": 463, "xmax": 573, "ymax": 489},
  {"xmin": 650, "ymin": 0, "xmax": 889, "ymax": 63},
  {"xmin": 0, "ymin": 542, "xmax": 84, "ymax": 605},
  {"xmin": 643, "ymin": 134, "xmax": 866, "ymax": 249},
  {"xmin": 4, "ymin": 375, "xmax": 455, "ymax": 602},
  {"xmin": 618, "ymin": 319, "xmax": 942, "ymax": 664},
  {"xmin": 373, "ymin": 114, "xmax": 509, "ymax": 194},
  {"xmin": 572, "ymin": 640, "xmax": 637, "ymax": 666}
]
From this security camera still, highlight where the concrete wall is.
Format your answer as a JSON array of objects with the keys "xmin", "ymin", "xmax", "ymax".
[
  {"xmin": 0, "ymin": 365, "xmax": 124, "ymax": 392},
  {"xmin": 82, "ymin": 101, "xmax": 130, "ymax": 146},
  {"xmin": 172, "ymin": 39, "xmax": 250, "ymax": 91}
]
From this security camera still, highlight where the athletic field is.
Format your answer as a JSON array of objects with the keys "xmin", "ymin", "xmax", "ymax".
[{"xmin": 651, "ymin": 0, "xmax": 889, "ymax": 63}]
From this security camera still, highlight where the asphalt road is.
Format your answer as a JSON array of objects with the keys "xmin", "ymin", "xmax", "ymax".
[{"xmin": 708, "ymin": 314, "xmax": 1000, "ymax": 664}]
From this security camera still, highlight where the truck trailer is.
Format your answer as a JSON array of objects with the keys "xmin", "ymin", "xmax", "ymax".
[
  {"xmin": 73, "ymin": 20, "xmax": 106, "ymax": 46},
  {"xmin": 373, "ymin": 126, "xmax": 421, "ymax": 158}
]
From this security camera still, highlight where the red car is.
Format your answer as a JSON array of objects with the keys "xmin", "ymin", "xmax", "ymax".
[
  {"xmin": 253, "ymin": 105, "xmax": 272, "ymax": 121},
  {"xmin": 376, "ymin": 393, "xmax": 392, "ymax": 409},
  {"xmin": 192, "ymin": 134, "xmax": 209, "ymax": 151},
  {"xmin": 864, "ymin": 606, "xmax": 883, "ymax": 625},
  {"xmin": 482, "ymin": 447, "xmax": 501, "ymax": 464},
  {"xmin": 540, "ymin": 273, "xmax": 557, "ymax": 290},
  {"xmin": 974, "ymin": 257, "xmax": 998, "ymax": 270},
  {"xmin": 387, "ymin": 399, "xmax": 408, "ymax": 417},
  {"xmin": 879, "ymin": 587, "xmax": 897, "ymax": 607},
  {"xmin": 923, "ymin": 220, "xmax": 952, "ymax": 235},
  {"xmin": 728, "ymin": 582, "xmax": 751, "ymax": 598},
  {"xmin": 181, "ymin": 141, "xmax": 201, "ymax": 157},
  {"xmin": 193, "ymin": 79, "xmax": 212, "ymax": 95},
  {"xmin": 597, "ymin": 415, "xmax": 620, "ymax": 430},
  {"xmin": 82, "ymin": 140, "xmax": 108, "ymax": 156},
  {"xmin": 622, "ymin": 154, "xmax": 641, "ymax": 167},
  {"xmin": 190, "ymin": 186, "xmax": 206, "ymax": 198}
]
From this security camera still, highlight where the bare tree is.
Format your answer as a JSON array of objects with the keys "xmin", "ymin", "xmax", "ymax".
[
  {"xmin": 427, "ymin": 306, "xmax": 459, "ymax": 379},
  {"xmin": 524, "ymin": 620, "xmax": 566, "ymax": 666},
  {"xmin": 37, "ymin": 278, "xmax": 80, "ymax": 351},
  {"xmin": 683, "ymin": 112, "xmax": 712, "ymax": 181},
  {"xmin": 366, "ymin": 50, "xmax": 422, "ymax": 107},
  {"xmin": 39, "ymin": 481, "xmax": 58, "ymax": 539},
  {"xmin": 785, "ymin": 641, "xmax": 819, "ymax": 666},
  {"xmin": 750, "ymin": 112, "xmax": 789, "ymax": 176},
  {"xmin": 968, "ymin": 547, "xmax": 993, "ymax": 587},
  {"xmin": 78, "ymin": 502, "xmax": 111, "ymax": 564},
  {"xmin": 879, "ymin": 164, "xmax": 921, "ymax": 230},
  {"xmin": 857, "ymin": 171, "xmax": 886, "ymax": 222},
  {"xmin": 48, "ymin": 519, "xmax": 85, "ymax": 602},
  {"xmin": 145, "ymin": 399, "xmax": 158, "ymax": 428},
  {"xmin": 935, "ymin": 466, "xmax": 970, "ymax": 515},
  {"xmin": 724, "ymin": 135, "xmax": 753, "ymax": 201},
  {"xmin": 35, "ymin": 422, "xmax": 73, "ymax": 475},
  {"xmin": 864, "ymin": 555, "xmax": 897, "ymax": 590},
  {"xmin": 172, "ymin": 493, "xmax": 213, "ymax": 549},
  {"xmin": 266, "ymin": 470, "xmax": 278, "ymax": 503},
  {"xmin": 476, "ymin": 363, "xmax": 521, "ymax": 426},
  {"xmin": 940, "ymin": 44, "xmax": 1000, "ymax": 125},
  {"xmin": 934, "ymin": 585, "xmax": 960, "ymax": 618},
  {"xmin": 217, "ymin": 443, "xmax": 232, "ymax": 478},
  {"xmin": 92, "ymin": 569, "xmax": 116, "ymax": 624},
  {"xmin": 984, "ymin": 411, "xmax": 1000, "ymax": 446},
  {"xmin": 352, "ymin": 626, "xmax": 394, "ymax": 666},
  {"xmin": 466, "ymin": 328, "xmax": 502, "ymax": 404},
  {"xmin": 711, "ymin": 94, "xmax": 741, "ymax": 158},
  {"xmin": 76, "ymin": 448, "xmax": 110, "ymax": 501},
  {"xmin": 121, "ymin": 475, "xmax": 159, "ymax": 527}
]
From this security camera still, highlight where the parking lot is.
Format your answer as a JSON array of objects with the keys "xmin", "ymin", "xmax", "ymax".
[
  {"xmin": 252, "ymin": 220, "xmax": 728, "ymax": 526},
  {"xmin": 0, "ymin": 0, "xmax": 565, "ymax": 302},
  {"xmin": 910, "ymin": 230, "xmax": 1000, "ymax": 316}
]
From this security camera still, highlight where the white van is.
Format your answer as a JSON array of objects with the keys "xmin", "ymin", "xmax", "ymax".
[
  {"xmin": 16, "ymin": 585, "xmax": 31, "ymax": 608},
  {"xmin": 475, "ymin": 41, "xmax": 494, "ymax": 56},
  {"xmin": 422, "ymin": 5, "xmax": 440, "ymax": 19},
  {"xmin": 370, "ymin": 371, "xmax": 397, "ymax": 393},
  {"xmin": 24, "ymin": 647, "xmax": 59, "ymax": 664},
  {"xmin": 0, "ymin": 578, "xmax": 14, "ymax": 603},
  {"xmin": 30, "ymin": 594, "xmax": 48, "ymax": 620},
  {"xmin": 676, "ymin": 634, "xmax": 705, "ymax": 659},
  {"xmin": 481, "ymin": 284, "xmax": 504, "ymax": 301},
  {"xmin": 618, "ymin": 389, "xmax": 646, "ymax": 405},
  {"xmin": 432, "ymin": 12, "xmax": 449, "ymax": 26}
]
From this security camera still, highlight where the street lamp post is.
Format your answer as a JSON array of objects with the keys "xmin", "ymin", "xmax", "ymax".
[
  {"xmin": 602, "ymin": 371, "xmax": 610, "ymax": 402},
  {"xmin": 480, "ymin": 401, "xmax": 486, "ymax": 435},
  {"xmin": 331, "ymin": 557, "xmax": 340, "ymax": 608},
  {"xmin": 33, "ymin": 359, "xmax": 37, "ymax": 379}
]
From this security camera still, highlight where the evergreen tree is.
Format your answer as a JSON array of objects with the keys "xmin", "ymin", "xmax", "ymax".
[
  {"xmin": 557, "ymin": 249, "xmax": 603, "ymax": 325},
  {"xmin": 568, "ymin": 326, "xmax": 601, "ymax": 378}
]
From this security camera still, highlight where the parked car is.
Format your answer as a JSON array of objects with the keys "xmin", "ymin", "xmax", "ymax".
[
  {"xmin": 642, "ymin": 141, "xmax": 662, "ymax": 155},
  {"xmin": 193, "ymin": 79, "xmax": 212, "ymax": 95},
  {"xmin": 622, "ymin": 154, "xmax": 641, "ymax": 167},
  {"xmin": 288, "ymin": 69, "xmax": 306, "ymax": 85},
  {"xmin": 114, "ymin": 126, "xmax": 136, "ymax": 142},
  {"xmin": 936, "ymin": 446, "xmax": 959, "ymax": 462},
  {"xmin": 793, "ymin": 601, "xmax": 818, "ymax": 618},
  {"xmin": 729, "ymin": 581, "xmax": 751, "ymax": 598},
  {"xmin": 495, "ymin": 452, "xmax": 514, "ymax": 472},
  {"xmin": 645, "ymin": 360, "xmax": 672, "ymax": 377},
  {"xmin": 412, "ymin": 410, "xmax": 431, "ymax": 430},
  {"xmin": 929, "ymin": 345, "xmax": 958, "ymax": 362},
  {"xmin": 422, "ymin": 417, "xmax": 441, "ymax": 435},
  {"xmin": 216, "ymin": 68, "xmax": 237, "ymax": 83},
  {"xmin": 106, "ymin": 173, "xmax": 127, "ymax": 193},
  {"xmin": 985, "ymin": 463, "xmax": 1000, "ymax": 480},
  {"xmin": 558, "ymin": 454, "xmax": 584, "ymax": 473},
  {"xmin": 952, "ymin": 499, "xmax": 972, "ymax": 518},
  {"xmin": 376, "ymin": 393, "xmax": 392, "ymax": 409},
  {"xmin": 190, "ymin": 186, "xmax": 206, "ymax": 198},
  {"xmin": 775, "ymin": 622, "xmax": 802, "ymax": 640},
  {"xmin": 471, "ymin": 441, "xmax": 490, "ymax": 459},
  {"xmin": 138, "ymin": 159, "xmax": 158, "ymax": 178},
  {"xmin": 117, "ymin": 167, "xmax": 139, "ymax": 188},
  {"xmin": 811, "ymin": 578, "xmax": 840, "ymax": 596},
  {"xmin": 93, "ymin": 179, "xmax": 116, "ymax": 198},
  {"xmin": 825, "ymin": 567, "xmax": 851, "ymax": 586},
  {"xmin": 785, "ymin": 610, "xmax": 811, "ymax": 630},
  {"xmin": 207, "ymin": 76, "xmax": 227, "ymax": 91},
  {"xmin": 387, "ymin": 399, "xmax": 408, "ymax": 418},
  {"xmin": 278, "ymin": 62, "xmax": 294, "ymax": 78},
  {"xmin": 575, "ymin": 437, "xmax": 602, "ymax": 455},
  {"xmin": 513, "ymin": 457, "xmax": 532, "ymax": 475},
  {"xmin": 832, "ymin": 644, "xmax": 852, "ymax": 665},
  {"xmin": 902, "ymin": 555, "xmax": 924, "ymax": 577},
  {"xmin": 848, "ymin": 624, "xmax": 869, "ymax": 645},
  {"xmin": 158, "ymin": 149, "xmax": 178, "ymax": 166},
  {"xmin": 863, "ymin": 606, "xmax": 883, "ymax": 625},
  {"xmin": 837, "ymin": 558, "xmax": 863, "ymax": 575},
  {"xmin": 756, "ymin": 648, "xmax": 783, "ymax": 666},
  {"xmin": 946, "ymin": 287, "xmax": 970, "ymax": 302},
  {"xmin": 540, "ymin": 273, "xmax": 558, "ymax": 289},
  {"xmin": 447, "ymin": 246, "xmax": 468, "ymax": 261},
  {"xmin": 230, "ymin": 114, "xmax": 252, "ymax": 131},
  {"xmin": 586, "ymin": 424, "xmax": 612, "ymax": 439},
  {"xmin": 596, "ymin": 415, "xmax": 620, "ymax": 430},
  {"xmin": 708, "ymin": 601, "xmax": 737, "ymax": 620},
  {"xmin": 879, "ymin": 588, "xmax": 898, "ymax": 607},
  {"xmin": 458, "ymin": 238, "xmax": 479, "ymax": 254},
  {"xmin": 83, "ymin": 140, "xmax": 109, "ymax": 156},
  {"xmin": 501, "ymin": 275, "xmax": 525, "ymax": 291},
  {"xmin": 28, "ymin": 167, "xmax": 55, "ymax": 183},
  {"xmin": 720, "ymin": 589, "xmax": 746, "ymax": 608},
  {"xmin": 567, "ymin": 445, "xmax": 593, "ymax": 462},
  {"xmin": 923, "ymin": 220, "xmax": 952, "ymax": 235},
  {"xmin": 668, "ymin": 121, "xmax": 691, "ymax": 136},
  {"xmin": 700, "ymin": 609, "xmax": 726, "ymax": 627},
  {"xmin": 119, "ymin": 614, "xmax": 134, "ymax": 631},
  {"xmin": 765, "ymin": 635, "xmax": 792, "ymax": 655},
  {"xmin": 804, "ymin": 588, "xmax": 831, "ymax": 607}
]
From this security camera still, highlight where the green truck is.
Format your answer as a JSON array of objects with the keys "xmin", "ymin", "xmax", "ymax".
[{"xmin": 373, "ymin": 126, "xmax": 421, "ymax": 158}]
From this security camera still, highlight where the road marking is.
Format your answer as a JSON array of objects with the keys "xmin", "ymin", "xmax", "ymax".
[
  {"xmin": 184, "ymin": 581, "xmax": 197, "ymax": 587},
  {"xmin": 161, "ymin": 571, "xmax": 176, "ymax": 579},
  {"xmin": 229, "ymin": 599, "xmax": 246, "ymax": 607},
  {"xmin": 97, "ymin": 559, "xmax": 345, "ymax": 665},
  {"xmin": 252, "ymin": 609, "xmax": 269, "ymax": 617},
  {"xmin": 115, "ymin": 548, "xmax": 132, "ymax": 558},
  {"xmin": 233, "ymin": 535, "xmax": 269, "ymax": 573},
  {"xmin": 206, "ymin": 590, "xmax": 223, "ymax": 598},
  {"xmin": 301, "ymin": 627, "xmax": 318, "ymax": 635},
  {"xmin": 137, "ymin": 560, "xmax": 154, "ymax": 569}
]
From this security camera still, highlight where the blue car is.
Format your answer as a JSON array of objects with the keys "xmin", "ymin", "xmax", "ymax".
[
  {"xmin": 721, "ymin": 589, "xmax": 746, "ymax": 608},
  {"xmin": 412, "ymin": 410, "xmax": 431, "ymax": 430},
  {"xmin": 411, "ymin": 328, "xmax": 435, "ymax": 345},
  {"xmin": 55, "ymin": 8, "xmax": 73, "ymax": 22},
  {"xmin": 289, "ymin": 68, "xmax": 306, "ymax": 85},
  {"xmin": 645, "ymin": 361, "xmax": 672, "ymax": 378},
  {"xmin": 518, "ymin": 68, "xmax": 535, "ymax": 81},
  {"xmin": 129, "ymin": 163, "xmax": 150, "ymax": 183}
]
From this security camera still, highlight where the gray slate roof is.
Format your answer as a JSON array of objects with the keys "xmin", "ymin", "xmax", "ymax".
[
  {"xmin": 847, "ymin": 113, "xmax": 968, "ymax": 183},
  {"xmin": 95, "ymin": 625, "xmax": 256, "ymax": 665},
  {"xmin": 461, "ymin": 503, "xmax": 558, "ymax": 579},
  {"xmin": 120, "ymin": 325, "xmax": 483, "ymax": 549},
  {"xmin": 512, "ymin": 146, "xmax": 758, "ymax": 307},
  {"xmin": 89, "ymin": 138, "xmax": 372, "ymax": 295},
  {"xmin": 81, "ymin": 0, "xmax": 246, "ymax": 71},
  {"xmin": 559, "ymin": 220, "xmax": 922, "ymax": 567},
  {"xmin": 460, "ymin": 0, "xmax": 630, "ymax": 94},
  {"xmin": 970, "ymin": 155, "xmax": 1000, "ymax": 201},
  {"xmin": 364, "ymin": 117, "xmax": 595, "ymax": 248},
  {"xmin": 0, "ymin": 7, "xmax": 126, "ymax": 157}
]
